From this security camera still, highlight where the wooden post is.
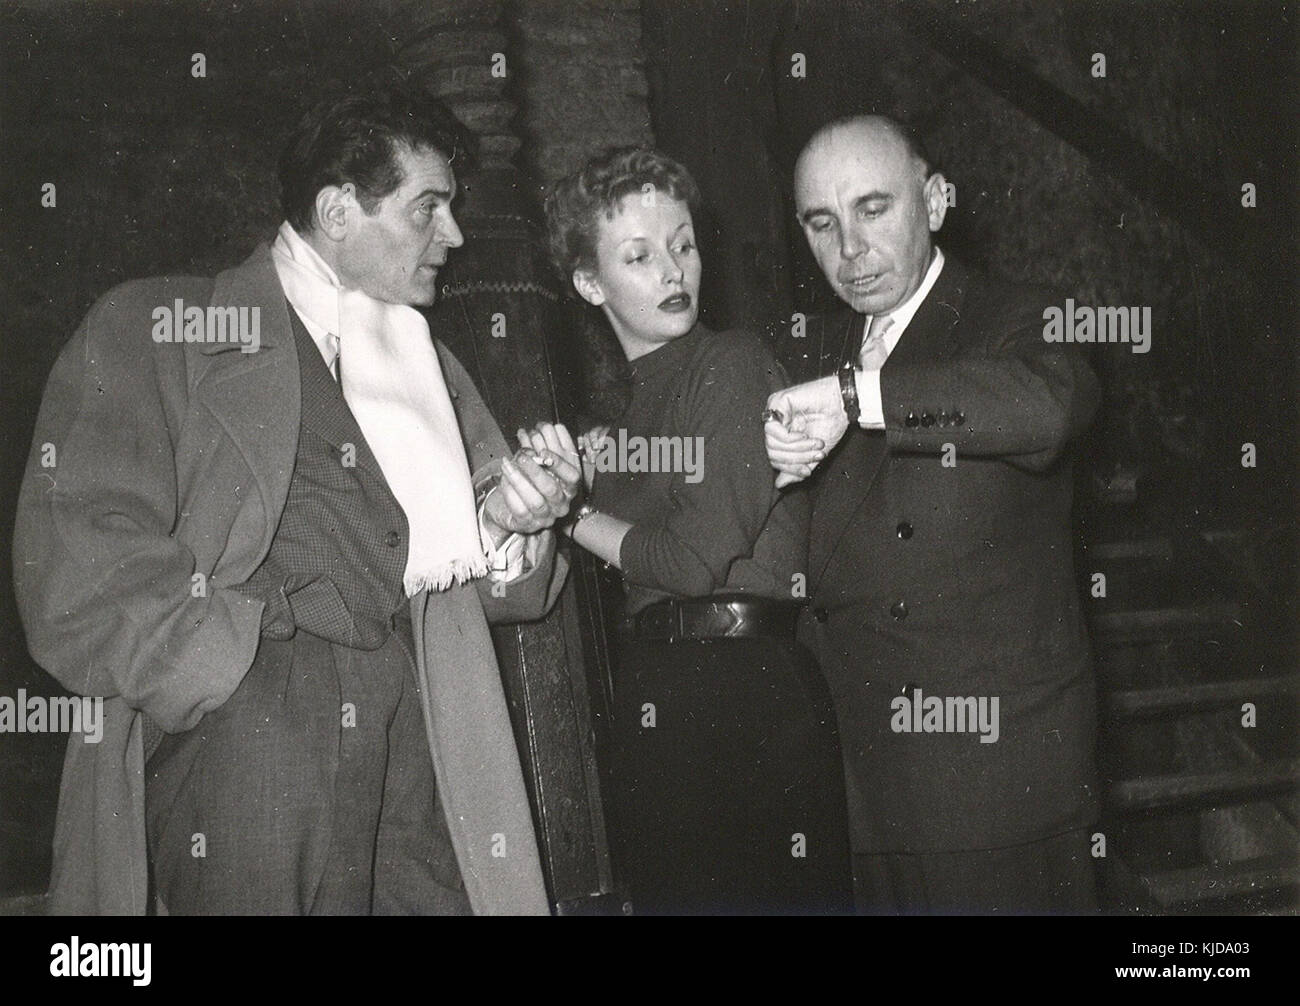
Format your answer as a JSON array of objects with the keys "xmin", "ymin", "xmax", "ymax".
[{"xmin": 396, "ymin": 0, "xmax": 621, "ymax": 913}]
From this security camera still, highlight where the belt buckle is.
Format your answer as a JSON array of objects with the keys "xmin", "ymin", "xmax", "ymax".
[{"xmin": 712, "ymin": 603, "xmax": 743, "ymax": 642}]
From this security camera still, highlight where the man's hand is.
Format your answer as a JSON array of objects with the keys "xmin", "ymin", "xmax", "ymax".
[
  {"xmin": 481, "ymin": 422, "xmax": 582, "ymax": 542},
  {"xmin": 764, "ymin": 375, "xmax": 847, "ymax": 488}
]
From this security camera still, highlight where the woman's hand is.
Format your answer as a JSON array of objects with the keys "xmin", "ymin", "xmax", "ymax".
[
  {"xmin": 575, "ymin": 425, "xmax": 610, "ymax": 493},
  {"xmin": 764, "ymin": 377, "xmax": 840, "ymax": 488},
  {"xmin": 480, "ymin": 424, "xmax": 583, "ymax": 541},
  {"xmin": 516, "ymin": 422, "xmax": 585, "ymax": 493},
  {"xmin": 518, "ymin": 422, "xmax": 631, "ymax": 568}
]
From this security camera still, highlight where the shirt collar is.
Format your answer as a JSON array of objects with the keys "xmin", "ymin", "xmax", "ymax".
[
  {"xmin": 271, "ymin": 221, "xmax": 341, "ymax": 368},
  {"xmin": 863, "ymin": 246, "xmax": 945, "ymax": 354}
]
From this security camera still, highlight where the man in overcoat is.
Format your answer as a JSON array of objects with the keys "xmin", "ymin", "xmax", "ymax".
[{"xmin": 14, "ymin": 83, "xmax": 576, "ymax": 915}]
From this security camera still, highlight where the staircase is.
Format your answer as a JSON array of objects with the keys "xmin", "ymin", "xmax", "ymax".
[{"xmin": 1089, "ymin": 528, "xmax": 1300, "ymax": 915}]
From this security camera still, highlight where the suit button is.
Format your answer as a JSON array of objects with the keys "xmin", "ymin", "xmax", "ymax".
[
  {"xmin": 890, "ymin": 601, "xmax": 908, "ymax": 620},
  {"xmin": 385, "ymin": 531, "xmax": 402, "ymax": 547},
  {"xmin": 896, "ymin": 521, "xmax": 913, "ymax": 539},
  {"xmin": 813, "ymin": 607, "xmax": 829, "ymax": 623},
  {"xmin": 905, "ymin": 412, "xmax": 919, "ymax": 428},
  {"xmin": 954, "ymin": 411, "xmax": 965, "ymax": 426},
  {"xmin": 937, "ymin": 411, "xmax": 950, "ymax": 426},
  {"xmin": 920, "ymin": 412, "xmax": 935, "ymax": 427}
]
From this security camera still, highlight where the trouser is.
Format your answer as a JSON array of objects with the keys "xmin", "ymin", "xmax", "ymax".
[
  {"xmin": 608, "ymin": 631, "xmax": 853, "ymax": 915},
  {"xmin": 852, "ymin": 827, "xmax": 1098, "ymax": 915},
  {"xmin": 145, "ymin": 625, "xmax": 469, "ymax": 915}
]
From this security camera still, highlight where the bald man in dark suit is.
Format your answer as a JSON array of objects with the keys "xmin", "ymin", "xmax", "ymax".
[{"xmin": 765, "ymin": 115, "xmax": 1100, "ymax": 914}]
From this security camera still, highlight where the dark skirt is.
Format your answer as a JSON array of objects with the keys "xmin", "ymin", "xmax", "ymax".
[{"xmin": 606, "ymin": 631, "xmax": 853, "ymax": 915}]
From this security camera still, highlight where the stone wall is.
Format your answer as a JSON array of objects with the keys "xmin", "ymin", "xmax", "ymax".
[{"xmin": 513, "ymin": 0, "xmax": 654, "ymax": 184}]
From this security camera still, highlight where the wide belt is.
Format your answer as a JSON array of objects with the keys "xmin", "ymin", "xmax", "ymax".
[{"xmin": 622, "ymin": 595, "xmax": 802, "ymax": 643}]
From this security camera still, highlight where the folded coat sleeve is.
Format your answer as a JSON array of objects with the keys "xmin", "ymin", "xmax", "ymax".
[
  {"xmin": 882, "ymin": 289, "xmax": 1100, "ymax": 472},
  {"xmin": 12, "ymin": 286, "xmax": 264, "ymax": 733}
]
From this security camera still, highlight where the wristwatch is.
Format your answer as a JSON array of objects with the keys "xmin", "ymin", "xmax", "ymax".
[{"xmin": 838, "ymin": 364, "xmax": 860, "ymax": 426}]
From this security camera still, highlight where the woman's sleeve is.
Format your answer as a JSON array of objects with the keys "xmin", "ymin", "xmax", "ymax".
[{"xmin": 619, "ymin": 334, "xmax": 783, "ymax": 597}]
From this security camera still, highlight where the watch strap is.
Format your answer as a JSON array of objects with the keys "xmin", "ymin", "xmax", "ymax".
[{"xmin": 838, "ymin": 365, "xmax": 860, "ymax": 426}]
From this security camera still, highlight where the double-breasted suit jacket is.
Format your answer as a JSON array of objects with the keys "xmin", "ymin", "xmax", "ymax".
[
  {"xmin": 14, "ymin": 245, "xmax": 566, "ymax": 915},
  {"xmin": 791, "ymin": 255, "xmax": 1101, "ymax": 855}
]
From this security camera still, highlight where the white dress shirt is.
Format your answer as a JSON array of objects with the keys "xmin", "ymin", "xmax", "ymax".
[{"xmin": 854, "ymin": 247, "xmax": 946, "ymax": 428}]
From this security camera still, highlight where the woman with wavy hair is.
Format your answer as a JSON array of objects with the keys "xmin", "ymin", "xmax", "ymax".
[{"xmin": 521, "ymin": 147, "xmax": 850, "ymax": 915}]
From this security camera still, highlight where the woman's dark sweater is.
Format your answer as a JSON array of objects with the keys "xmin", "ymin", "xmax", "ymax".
[{"xmin": 590, "ymin": 323, "xmax": 809, "ymax": 615}]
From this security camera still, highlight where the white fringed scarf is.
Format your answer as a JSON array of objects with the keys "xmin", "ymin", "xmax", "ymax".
[{"xmin": 271, "ymin": 223, "xmax": 487, "ymax": 595}]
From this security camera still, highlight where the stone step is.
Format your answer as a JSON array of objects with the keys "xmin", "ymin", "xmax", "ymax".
[
  {"xmin": 1143, "ymin": 855, "xmax": 1300, "ymax": 911},
  {"xmin": 1110, "ymin": 759, "xmax": 1300, "ymax": 812},
  {"xmin": 0, "ymin": 892, "xmax": 47, "ymax": 916},
  {"xmin": 1106, "ymin": 674, "xmax": 1300, "ymax": 719}
]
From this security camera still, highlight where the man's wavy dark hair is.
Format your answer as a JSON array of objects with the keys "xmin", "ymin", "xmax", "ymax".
[{"xmin": 279, "ymin": 77, "xmax": 477, "ymax": 233}]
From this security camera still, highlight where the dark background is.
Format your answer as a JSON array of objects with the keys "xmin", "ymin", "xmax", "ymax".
[{"xmin": 2, "ymin": 0, "xmax": 1296, "ymax": 909}]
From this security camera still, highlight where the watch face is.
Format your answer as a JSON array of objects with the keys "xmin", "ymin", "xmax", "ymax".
[{"xmin": 839, "ymin": 368, "xmax": 859, "ymax": 419}]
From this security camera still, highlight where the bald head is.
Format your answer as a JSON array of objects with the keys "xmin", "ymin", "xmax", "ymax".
[
  {"xmin": 800, "ymin": 115, "xmax": 931, "ymax": 182},
  {"xmin": 794, "ymin": 115, "xmax": 947, "ymax": 315}
]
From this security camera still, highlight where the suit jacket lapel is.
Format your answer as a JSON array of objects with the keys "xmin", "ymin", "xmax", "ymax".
[
  {"xmin": 879, "ymin": 255, "xmax": 967, "ymax": 373},
  {"xmin": 809, "ymin": 257, "xmax": 968, "ymax": 591},
  {"xmin": 806, "ymin": 307, "xmax": 885, "ymax": 586},
  {"xmin": 195, "ymin": 244, "xmax": 300, "ymax": 566},
  {"xmin": 809, "ymin": 425, "xmax": 887, "ymax": 588},
  {"xmin": 285, "ymin": 304, "xmax": 390, "ymax": 483}
]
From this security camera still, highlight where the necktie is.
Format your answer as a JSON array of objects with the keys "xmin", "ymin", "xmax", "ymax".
[
  {"xmin": 327, "ymin": 332, "xmax": 341, "ymax": 382},
  {"xmin": 858, "ymin": 314, "xmax": 895, "ymax": 371}
]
